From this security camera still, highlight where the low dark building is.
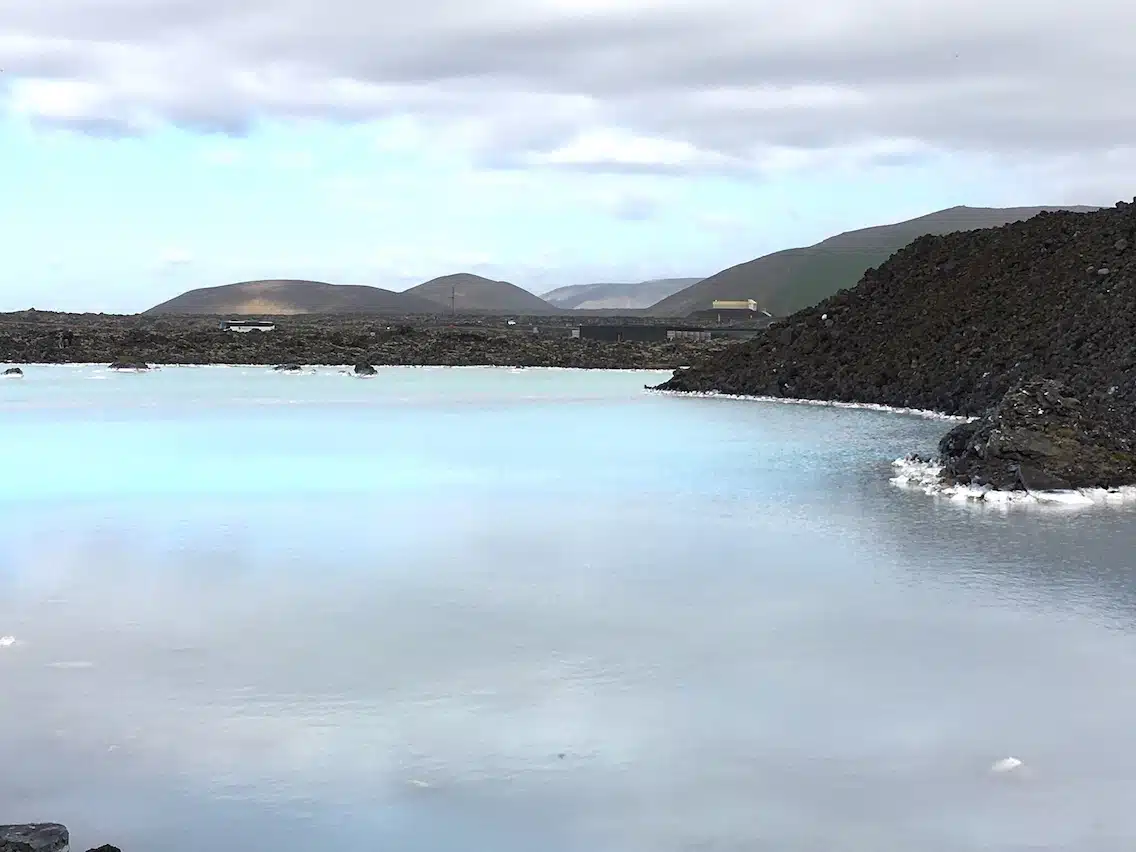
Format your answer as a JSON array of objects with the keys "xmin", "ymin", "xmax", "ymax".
[
  {"xmin": 571, "ymin": 325, "xmax": 670, "ymax": 342},
  {"xmin": 685, "ymin": 308, "xmax": 775, "ymax": 325},
  {"xmin": 709, "ymin": 329, "xmax": 765, "ymax": 340},
  {"xmin": 666, "ymin": 328, "xmax": 712, "ymax": 342}
]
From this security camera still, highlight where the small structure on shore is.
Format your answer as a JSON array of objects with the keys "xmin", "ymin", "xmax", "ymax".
[
  {"xmin": 686, "ymin": 299, "xmax": 775, "ymax": 325},
  {"xmin": 666, "ymin": 329, "xmax": 712, "ymax": 342},
  {"xmin": 570, "ymin": 324, "xmax": 757, "ymax": 343},
  {"xmin": 572, "ymin": 324, "xmax": 670, "ymax": 342},
  {"xmin": 571, "ymin": 325, "xmax": 715, "ymax": 343},
  {"xmin": 220, "ymin": 319, "xmax": 276, "ymax": 333}
]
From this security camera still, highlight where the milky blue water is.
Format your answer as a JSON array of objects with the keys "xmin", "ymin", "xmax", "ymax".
[{"xmin": 4, "ymin": 365, "xmax": 1136, "ymax": 851}]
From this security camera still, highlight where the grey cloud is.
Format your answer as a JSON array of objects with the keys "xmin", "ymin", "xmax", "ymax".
[{"xmin": 1, "ymin": 0, "xmax": 1134, "ymax": 176}]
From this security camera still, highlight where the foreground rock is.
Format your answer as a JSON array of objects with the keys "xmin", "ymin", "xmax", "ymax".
[
  {"xmin": 2, "ymin": 367, "xmax": 22, "ymax": 376},
  {"xmin": 353, "ymin": 362, "xmax": 377, "ymax": 375},
  {"xmin": 0, "ymin": 824, "xmax": 68, "ymax": 852},
  {"xmin": 655, "ymin": 199, "xmax": 1136, "ymax": 418},
  {"xmin": 0, "ymin": 824, "xmax": 119, "ymax": 852},
  {"xmin": 937, "ymin": 379, "xmax": 1136, "ymax": 490}
]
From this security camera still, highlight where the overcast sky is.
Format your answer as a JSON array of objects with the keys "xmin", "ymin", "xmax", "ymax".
[{"xmin": 2, "ymin": 0, "xmax": 1133, "ymax": 311}]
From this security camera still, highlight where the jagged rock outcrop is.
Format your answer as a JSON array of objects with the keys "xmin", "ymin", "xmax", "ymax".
[
  {"xmin": 353, "ymin": 362, "xmax": 377, "ymax": 375},
  {"xmin": 0, "ymin": 824, "xmax": 118, "ymax": 852},
  {"xmin": 0, "ymin": 824, "xmax": 68, "ymax": 852},
  {"xmin": 937, "ymin": 379, "xmax": 1136, "ymax": 490},
  {"xmin": 655, "ymin": 200, "xmax": 1136, "ymax": 418}
]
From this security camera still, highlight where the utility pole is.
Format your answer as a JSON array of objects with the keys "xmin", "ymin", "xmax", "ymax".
[{"xmin": 451, "ymin": 285, "xmax": 456, "ymax": 316}]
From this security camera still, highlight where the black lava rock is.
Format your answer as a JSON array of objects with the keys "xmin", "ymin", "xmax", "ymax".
[
  {"xmin": 938, "ymin": 379, "xmax": 1136, "ymax": 490},
  {"xmin": 0, "ymin": 823, "xmax": 69, "ymax": 852},
  {"xmin": 107, "ymin": 361, "xmax": 149, "ymax": 370},
  {"xmin": 654, "ymin": 201, "xmax": 1136, "ymax": 418},
  {"xmin": 353, "ymin": 362, "xmax": 377, "ymax": 375},
  {"xmin": 273, "ymin": 363, "xmax": 303, "ymax": 371},
  {"xmin": 653, "ymin": 200, "xmax": 1136, "ymax": 488},
  {"xmin": 2, "ymin": 367, "xmax": 22, "ymax": 376}
]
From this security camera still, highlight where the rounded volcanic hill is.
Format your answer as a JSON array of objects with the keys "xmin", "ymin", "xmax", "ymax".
[
  {"xmin": 402, "ymin": 273, "xmax": 560, "ymax": 314},
  {"xmin": 144, "ymin": 279, "xmax": 442, "ymax": 315}
]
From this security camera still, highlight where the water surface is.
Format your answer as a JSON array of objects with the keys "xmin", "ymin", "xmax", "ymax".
[{"xmin": 3, "ymin": 365, "xmax": 1136, "ymax": 851}]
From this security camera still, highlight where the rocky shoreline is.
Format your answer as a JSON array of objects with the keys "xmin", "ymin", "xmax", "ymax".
[
  {"xmin": 655, "ymin": 200, "xmax": 1136, "ymax": 491},
  {"xmin": 0, "ymin": 312, "xmax": 724, "ymax": 370}
]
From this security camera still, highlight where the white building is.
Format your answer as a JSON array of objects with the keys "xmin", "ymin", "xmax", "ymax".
[
  {"xmin": 220, "ymin": 320, "xmax": 276, "ymax": 333},
  {"xmin": 710, "ymin": 299, "xmax": 758, "ymax": 311}
]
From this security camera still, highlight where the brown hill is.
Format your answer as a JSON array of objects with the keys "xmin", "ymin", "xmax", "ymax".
[
  {"xmin": 647, "ymin": 206, "xmax": 1100, "ymax": 318},
  {"xmin": 404, "ymin": 273, "xmax": 560, "ymax": 314},
  {"xmin": 144, "ymin": 279, "xmax": 442, "ymax": 315}
]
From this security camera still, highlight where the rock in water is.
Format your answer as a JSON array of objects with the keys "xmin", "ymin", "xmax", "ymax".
[
  {"xmin": 0, "ymin": 823, "xmax": 69, "ymax": 852},
  {"xmin": 108, "ymin": 360, "xmax": 149, "ymax": 370},
  {"xmin": 273, "ymin": 363, "xmax": 303, "ymax": 372},
  {"xmin": 938, "ymin": 379, "xmax": 1136, "ymax": 490},
  {"xmin": 353, "ymin": 362, "xmax": 377, "ymax": 376},
  {"xmin": 2, "ymin": 367, "xmax": 22, "ymax": 377}
]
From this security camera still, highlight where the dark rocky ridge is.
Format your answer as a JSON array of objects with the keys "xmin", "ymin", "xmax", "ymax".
[
  {"xmin": 655, "ymin": 200, "xmax": 1136, "ymax": 490},
  {"xmin": 656, "ymin": 201, "xmax": 1136, "ymax": 417},
  {"xmin": 646, "ymin": 205, "xmax": 1098, "ymax": 318}
]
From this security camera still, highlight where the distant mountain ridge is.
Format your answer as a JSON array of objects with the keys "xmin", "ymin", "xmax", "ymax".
[
  {"xmin": 144, "ymin": 279, "xmax": 441, "ymax": 315},
  {"xmin": 647, "ymin": 205, "xmax": 1102, "ymax": 317},
  {"xmin": 543, "ymin": 277, "xmax": 703, "ymax": 310},
  {"xmin": 143, "ymin": 206, "xmax": 1103, "ymax": 318},
  {"xmin": 404, "ymin": 273, "xmax": 560, "ymax": 314},
  {"xmin": 145, "ymin": 274, "xmax": 562, "ymax": 316}
]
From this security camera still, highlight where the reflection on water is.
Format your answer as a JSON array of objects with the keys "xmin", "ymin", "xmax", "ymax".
[{"xmin": 3, "ymin": 367, "xmax": 1136, "ymax": 850}]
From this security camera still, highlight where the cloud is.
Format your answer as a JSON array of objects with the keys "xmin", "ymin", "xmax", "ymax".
[{"xmin": 1, "ymin": 0, "xmax": 1134, "ymax": 180}]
